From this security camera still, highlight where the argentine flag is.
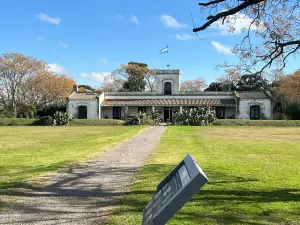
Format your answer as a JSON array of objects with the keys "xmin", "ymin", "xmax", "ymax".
[{"xmin": 160, "ymin": 46, "xmax": 168, "ymax": 54}]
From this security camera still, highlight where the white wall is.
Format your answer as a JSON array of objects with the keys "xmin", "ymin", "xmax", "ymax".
[
  {"xmin": 155, "ymin": 71, "xmax": 180, "ymax": 94},
  {"xmin": 67, "ymin": 100, "xmax": 99, "ymax": 119},
  {"xmin": 238, "ymin": 99, "xmax": 272, "ymax": 119}
]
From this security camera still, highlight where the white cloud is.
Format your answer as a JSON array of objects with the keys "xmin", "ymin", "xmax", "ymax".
[
  {"xmin": 80, "ymin": 72, "xmax": 110, "ymax": 83},
  {"xmin": 211, "ymin": 41, "xmax": 233, "ymax": 55},
  {"xmin": 99, "ymin": 57, "xmax": 108, "ymax": 64},
  {"xmin": 211, "ymin": 12, "xmax": 264, "ymax": 35},
  {"xmin": 176, "ymin": 32, "xmax": 195, "ymax": 41},
  {"xmin": 48, "ymin": 63, "xmax": 68, "ymax": 74},
  {"xmin": 36, "ymin": 13, "xmax": 61, "ymax": 25},
  {"xmin": 129, "ymin": 15, "xmax": 139, "ymax": 24},
  {"xmin": 159, "ymin": 14, "xmax": 187, "ymax": 29},
  {"xmin": 58, "ymin": 40, "xmax": 68, "ymax": 48}
]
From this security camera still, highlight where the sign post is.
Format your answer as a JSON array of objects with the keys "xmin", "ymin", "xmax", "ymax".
[{"xmin": 142, "ymin": 154, "xmax": 208, "ymax": 225}]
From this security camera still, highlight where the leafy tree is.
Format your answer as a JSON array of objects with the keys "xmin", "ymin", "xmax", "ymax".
[
  {"xmin": 111, "ymin": 62, "xmax": 150, "ymax": 92},
  {"xmin": 205, "ymin": 82, "xmax": 232, "ymax": 91},
  {"xmin": 236, "ymin": 74, "xmax": 268, "ymax": 91},
  {"xmin": 78, "ymin": 85, "xmax": 95, "ymax": 92},
  {"xmin": 279, "ymin": 70, "xmax": 300, "ymax": 104},
  {"xmin": 216, "ymin": 68, "xmax": 241, "ymax": 91},
  {"xmin": 180, "ymin": 77, "xmax": 206, "ymax": 91},
  {"xmin": 0, "ymin": 53, "xmax": 75, "ymax": 117},
  {"xmin": 0, "ymin": 53, "xmax": 46, "ymax": 117},
  {"xmin": 193, "ymin": 0, "xmax": 300, "ymax": 73},
  {"xmin": 121, "ymin": 62, "xmax": 147, "ymax": 92},
  {"xmin": 144, "ymin": 69, "xmax": 157, "ymax": 92},
  {"xmin": 23, "ymin": 72, "xmax": 75, "ymax": 109}
]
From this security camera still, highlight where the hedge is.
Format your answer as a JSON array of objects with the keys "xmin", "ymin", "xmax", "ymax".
[
  {"xmin": 212, "ymin": 119, "xmax": 300, "ymax": 127},
  {"xmin": 0, "ymin": 118, "xmax": 124, "ymax": 126},
  {"xmin": 71, "ymin": 119, "xmax": 125, "ymax": 126},
  {"xmin": 0, "ymin": 118, "xmax": 38, "ymax": 126}
]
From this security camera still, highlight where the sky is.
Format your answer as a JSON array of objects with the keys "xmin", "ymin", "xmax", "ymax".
[{"xmin": 0, "ymin": 0, "xmax": 298, "ymax": 87}]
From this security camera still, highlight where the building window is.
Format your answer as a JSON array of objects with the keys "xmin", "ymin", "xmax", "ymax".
[
  {"xmin": 138, "ymin": 107, "xmax": 146, "ymax": 113},
  {"xmin": 164, "ymin": 82, "xmax": 172, "ymax": 95},
  {"xmin": 216, "ymin": 107, "xmax": 225, "ymax": 119},
  {"xmin": 250, "ymin": 105, "xmax": 260, "ymax": 120},
  {"xmin": 113, "ymin": 107, "xmax": 122, "ymax": 120}
]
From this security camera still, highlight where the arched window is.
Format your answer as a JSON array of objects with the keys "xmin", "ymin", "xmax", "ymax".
[
  {"xmin": 164, "ymin": 82, "xmax": 172, "ymax": 95},
  {"xmin": 250, "ymin": 105, "xmax": 260, "ymax": 120},
  {"xmin": 78, "ymin": 106, "xmax": 87, "ymax": 119}
]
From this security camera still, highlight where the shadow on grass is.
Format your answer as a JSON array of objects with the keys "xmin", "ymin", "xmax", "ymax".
[
  {"xmin": 1, "ymin": 163, "xmax": 300, "ymax": 224},
  {"xmin": 109, "ymin": 164, "xmax": 300, "ymax": 224}
]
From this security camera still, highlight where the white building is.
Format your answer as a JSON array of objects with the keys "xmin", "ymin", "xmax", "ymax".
[{"xmin": 67, "ymin": 69, "xmax": 273, "ymax": 121}]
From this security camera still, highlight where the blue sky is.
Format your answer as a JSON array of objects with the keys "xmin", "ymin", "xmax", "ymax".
[{"xmin": 0, "ymin": 0, "xmax": 298, "ymax": 87}]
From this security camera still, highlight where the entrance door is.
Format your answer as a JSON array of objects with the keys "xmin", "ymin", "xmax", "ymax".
[
  {"xmin": 113, "ymin": 107, "xmax": 122, "ymax": 119},
  {"xmin": 164, "ymin": 82, "xmax": 172, "ymax": 95},
  {"xmin": 164, "ymin": 107, "xmax": 172, "ymax": 122},
  {"xmin": 250, "ymin": 105, "xmax": 260, "ymax": 120},
  {"xmin": 78, "ymin": 106, "xmax": 87, "ymax": 119}
]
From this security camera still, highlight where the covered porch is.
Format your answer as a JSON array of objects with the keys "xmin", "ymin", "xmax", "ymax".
[{"xmin": 100, "ymin": 99, "xmax": 236, "ymax": 122}]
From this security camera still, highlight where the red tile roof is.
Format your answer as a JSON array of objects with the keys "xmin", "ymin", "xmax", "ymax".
[{"xmin": 101, "ymin": 99, "xmax": 235, "ymax": 106}]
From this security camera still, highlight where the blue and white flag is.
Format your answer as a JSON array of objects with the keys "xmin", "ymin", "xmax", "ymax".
[{"xmin": 160, "ymin": 46, "xmax": 168, "ymax": 54}]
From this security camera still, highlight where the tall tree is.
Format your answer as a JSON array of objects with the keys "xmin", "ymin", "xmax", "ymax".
[
  {"xmin": 78, "ymin": 85, "xmax": 95, "ymax": 92},
  {"xmin": 236, "ymin": 74, "xmax": 268, "ymax": 91},
  {"xmin": 144, "ymin": 69, "xmax": 157, "ymax": 92},
  {"xmin": 0, "ymin": 53, "xmax": 46, "ymax": 116},
  {"xmin": 0, "ymin": 53, "xmax": 75, "ymax": 117},
  {"xmin": 216, "ymin": 69, "xmax": 241, "ymax": 91},
  {"xmin": 180, "ymin": 77, "xmax": 206, "ymax": 91},
  {"xmin": 279, "ymin": 70, "xmax": 300, "ymax": 104},
  {"xmin": 204, "ymin": 82, "xmax": 232, "ymax": 91},
  {"xmin": 193, "ymin": 0, "xmax": 300, "ymax": 73},
  {"xmin": 111, "ymin": 62, "xmax": 150, "ymax": 92},
  {"xmin": 22, "ymin": 71, "xmax": 75, "ymax": 109}
]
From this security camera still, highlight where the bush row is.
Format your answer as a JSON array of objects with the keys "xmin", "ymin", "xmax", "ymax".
[
  {"xmin": 0, "ymin": 118, "xmax": 39, "ymax": 126},
  {"xmin": 71, "ymin": 119, "xmax": 124, "ymax": 126},
  {"xmin": 212, "ymin": 119, "xmax": 300, "ymax": 126},
  {"xmin": 0, "ymin": 118, "xmax": 125, "ymax": 126},
  {"xmin": 1, "ymin": 117, "xmax": 300, "ymax": 127}
]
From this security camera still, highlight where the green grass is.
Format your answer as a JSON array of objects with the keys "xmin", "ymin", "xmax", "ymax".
[
  {"xmin": 212, "ymin": 119, "xmax": 300, "ymax": 126},
  {"xmin": 108, "ymin": 126, "xmax": 300, "ymax": 225},
  {"xmin": 0, "ymin": 126, "xmax": 145, "ymax": 190}
]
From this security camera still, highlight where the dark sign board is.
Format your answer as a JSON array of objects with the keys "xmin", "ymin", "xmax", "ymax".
[{"xmin": 142, "ymin": 154, "xmax": 208, "ymax": 225}]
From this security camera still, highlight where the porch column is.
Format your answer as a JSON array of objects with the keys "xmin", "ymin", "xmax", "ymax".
[
  {"xmin": 152, "ymin": 106, "xmax": 155, "ymax": 112},
  {"xmin": 125, "ymin": 106, "xmax": 128, "ymax": 120},
  {"xmin": 99, "ymin": 105, "xmax": 102, "ymax": 119},
  {"xmin": 180, "ymin": 105, "xmax": 183, "ymax": 113}
]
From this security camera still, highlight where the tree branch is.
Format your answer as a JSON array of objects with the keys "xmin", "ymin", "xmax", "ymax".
[
  {"xmin": 193, "ymin": 0, "xmax": 264, "ymax": 32},
  {"xmin": 199, "ymin": 0, "xmax": 225, "ymax": 6}
]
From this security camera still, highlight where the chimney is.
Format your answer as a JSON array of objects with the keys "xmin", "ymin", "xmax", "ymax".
[{"xmin": 73, "ymin": 85, "xmax": 78, "ymax": 92}]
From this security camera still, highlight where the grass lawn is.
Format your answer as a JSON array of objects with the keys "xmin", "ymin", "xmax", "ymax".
[
  {"xmin": 0, "ymin": 126, "xmax": 145, "ymax": 190},
  {"xmin": 108, "ymin": 126, "xmax": 300, "ymax": 225}
]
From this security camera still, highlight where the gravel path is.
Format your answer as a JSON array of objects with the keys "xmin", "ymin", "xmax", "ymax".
[{"xmin": 0, "ymin": 126, "xmax": 167, "ymax": 225}]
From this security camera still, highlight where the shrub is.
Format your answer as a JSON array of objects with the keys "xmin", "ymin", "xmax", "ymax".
[
  {"xmin": 53, "ymin": 111, "xmax": 72, "ymax": 126},
  {"xmin": 0, "ymin": 118, "xmax": 38, "ymax": 126},
  {"xmin": 36, "ymin": 104, "xmax": 66, "ymax": 117},
  {"xmin": 39, "ymin": 116, "xmax": 53, "ymax": 126},
  {"xmin": 173, "ymin": 106, "xmax": 216, "ymax": 126},
  {"xmin": 17, "ymin": 104, "xmax": 36, "ymax": 119},
  {"xmin": 212, "ymin": 119, "xmax": 300, "ymax": 126},
  {"xmin": 71, "ymin": 119, "xmax": 124, "ymax": 126}
]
